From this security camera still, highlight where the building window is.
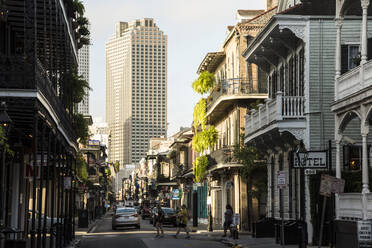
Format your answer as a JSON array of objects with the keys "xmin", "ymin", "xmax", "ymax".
[{"xmin": 341, "ymin": 44, "xmax": 360, "ymax": 74}]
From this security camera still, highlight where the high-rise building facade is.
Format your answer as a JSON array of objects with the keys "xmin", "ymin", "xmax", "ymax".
[
  {"xmin": 77, "ymin": 42, "xmax": 90, "ymax": 114},
  {"xmin": 106, "ymin": 18, "xmax": 167, "ymax": 165}
]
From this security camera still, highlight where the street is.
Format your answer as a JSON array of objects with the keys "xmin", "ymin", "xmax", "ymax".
[{"xmin": 78, "ymin": 213, "xmax": 227, "ymax": 248}]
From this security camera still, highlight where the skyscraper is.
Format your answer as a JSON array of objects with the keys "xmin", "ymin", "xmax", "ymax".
[
  {"xmin": 106, "ymin": 18, "xmax": 167, "ymax": 165},
  {"xmin": 77, "ymin": 42, "xmax": 90, "ymax": 115}
]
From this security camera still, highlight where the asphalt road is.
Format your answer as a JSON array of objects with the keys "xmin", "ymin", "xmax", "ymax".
[{"xmin": 79, "ymin": 214, "xmax": 227, "ymax": 248}]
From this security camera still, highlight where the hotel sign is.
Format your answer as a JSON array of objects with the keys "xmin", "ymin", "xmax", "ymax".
[{"xmin": 293, "ymin": 151, "xmax": 327, "ymax": 169}]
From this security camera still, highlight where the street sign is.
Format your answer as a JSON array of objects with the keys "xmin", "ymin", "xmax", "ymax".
[
  {"xmin": 277, "ymin": 171, "xmax": 286, "ymax": 189},
  {"xmin": 293, "ymin": 151, "xmax": 327, "ymax": 168},
  {"xmin": 358, "ymin": 220, "xmax": 372, "ymax": 248},
  {"xmin": 319, "ymin": 174, "xmax": 345, "ymax": 197}
]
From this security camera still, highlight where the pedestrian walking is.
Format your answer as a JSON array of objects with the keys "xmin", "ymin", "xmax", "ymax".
[
  {"xmin": 174, "ymin": 205, "xmax": 190, "ymax": 239},
  {"xmin": 155, "ymin": 204, "xmax": 164, "ymax": 238},
  {"xmin": 223, "ymin": 204, "xmax": 233, "ymax": 237}
]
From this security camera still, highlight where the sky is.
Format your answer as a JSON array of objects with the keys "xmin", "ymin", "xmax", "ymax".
[{"xmin": 85, "ymin": 0, "xmax": 265, "ymax": 136}]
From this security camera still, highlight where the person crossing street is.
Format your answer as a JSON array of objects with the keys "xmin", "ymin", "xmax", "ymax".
[
  {"xmin": 155, "ymin": 204, "xmax": 165, "ymax": 238},
  {"xmin": 174, "ymin": 205, "xmax": 190, "ymax": 239}
]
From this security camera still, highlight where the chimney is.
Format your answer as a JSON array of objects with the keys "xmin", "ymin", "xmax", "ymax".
[{"xmin": 265, "ymin": 0, "xmax": 278, "ymax": 10}]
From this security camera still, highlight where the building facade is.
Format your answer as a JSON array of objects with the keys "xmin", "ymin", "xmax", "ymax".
[
  {"xmin": 195, "ymin": 7, "xmax": 276, "ymax": 230},
  {"xmin": 243, "ymin": 0, "xmax": 372, "ymax": 245},
  {"xmin": 331, "ymin": 1, "xmax": 372, "ymax": 247},
  {"xmin": 106, "ymin": 19, "xmax": 167, "ymax": 165},
  {"xmin": 77, "ymin": 41, "xmax": 90, "ymax": 115}
]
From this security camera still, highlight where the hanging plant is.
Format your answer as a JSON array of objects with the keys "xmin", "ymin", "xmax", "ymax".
[
  {"xmin": 193, "ymin": 155, "xmax": 209, "ymax": 183},
  {"xmin": 73, "ymin": 113, "xmax": 90, "ymax": 144},
  {"xmin": 192, "ymin": 71, "xmax": 215, "ymax": 95},
  {"xmin": 193, "ymin": 98, "xmax": 207, "ymax": 132},
  {"xmin": 192, "ymin": 126, "xmax": 218, "ymax": 153},
  {"xmin": 76, "ymin": 151, "xmax": 88, "ymax": 182}
]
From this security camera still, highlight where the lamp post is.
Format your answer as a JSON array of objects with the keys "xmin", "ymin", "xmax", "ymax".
[{"xmin": 0, "ymin": 102, "xmax": 12, "ymax": 248}]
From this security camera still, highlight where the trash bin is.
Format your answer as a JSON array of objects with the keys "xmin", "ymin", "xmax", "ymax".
[
  {"xmin": 253, "ymin": 218, "xmax": 275, "ymax": 238},
  {"xmin": 78, "ymin": 209, "xmax": 89, "ymax": 228}
]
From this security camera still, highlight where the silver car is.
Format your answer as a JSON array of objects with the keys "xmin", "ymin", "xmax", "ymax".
[{"xmin": 112, "ymin": 207, "xmax": 140, "ymax": 230}]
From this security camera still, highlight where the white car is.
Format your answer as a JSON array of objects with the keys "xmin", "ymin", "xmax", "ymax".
[{"xmin": 112, "ymin": 207, "xmax": 140, "ymax": 230}]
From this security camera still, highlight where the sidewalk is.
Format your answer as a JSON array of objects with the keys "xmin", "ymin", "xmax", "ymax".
[
  {"xmin": 191, "ymin": 224, "xmax": 327, "ymax": 248},
  {"xmin": 67, "ymin": 212, "xmax": 108, "ymax": 248}
]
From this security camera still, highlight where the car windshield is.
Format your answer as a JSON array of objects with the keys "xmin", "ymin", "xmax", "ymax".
[{"xmin": 116, "ymin": 208, "xmax": 135, "ymax": 214}]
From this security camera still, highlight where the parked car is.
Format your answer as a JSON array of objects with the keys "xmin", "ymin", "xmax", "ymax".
[
  {"xmin": 28, "ymin": 210, "xmax": 62, "ymax": 232},
  {"xmin": 149, "ymin": 207, "xmax": 177, "ymax": 227},
  {"xmin": 112, "ymin": 207, "xmax": 140, "ymax": 230}
]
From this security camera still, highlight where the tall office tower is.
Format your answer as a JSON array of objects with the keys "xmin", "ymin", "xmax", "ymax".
[
  {"xmin": 77, "ymin": 42, "xmax": 90, "ymax": 114},
  {"xmin": 106, "ymin": 19, "xmax": 167, "ymax": 165}
]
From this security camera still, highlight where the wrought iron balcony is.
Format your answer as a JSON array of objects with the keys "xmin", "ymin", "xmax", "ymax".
[
  {"xmin": 207, "ymin": 78, "xmax": 267, "ymax": 123},
  {"xmin": 0, "ymin": 55, "xmax": 75, "ymax": 141},
  {"xmin": 209, "ymin": 146, "xmax": 236, "ymax": 165}
]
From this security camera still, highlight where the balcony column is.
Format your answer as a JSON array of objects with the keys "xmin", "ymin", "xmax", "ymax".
[
  {"xmin": 335, "ymin": 131, "xmax": 342, "ymax": 219},
  {"xmin": 258, "ymin": 104, "xmax": 264, "ymax": 127},
  {"xmin": 276, "ymin": 91, "xmax": 283, "ymax": 120},
  {"xmin": 361, "ymin": 0, "xmax": 370, "ymax": 65},
  {"xmin": 362, "ymin": 131, "xmax": 370, "ymax": 194},
  {"xmin": 265, "ymin": 98, "xmax": 270, "ymax": 125},
  {"xmin": 335, "ymin": 17, "xmax": 343, "ymax": 100}
]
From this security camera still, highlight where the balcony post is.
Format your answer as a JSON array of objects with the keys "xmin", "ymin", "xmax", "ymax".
[
  {"xmin": 245, "ymin": 114, "xmax": 250, "ymax": 134},
  {"xmin": 335, "ymin": 17, "xmax": 343, "ymax": 100},
  {"xmin": 361, "ymin": 0, "xmax": 370, "ymax": 65},
  {"xmin": 265, "ymin": 98, "xmax": 270, "ymax": 125},
  {"xmin": 258, "ymin": 104, "xmax": 263, "ymax": 127},
  {"xmin": 251, "ymin": 110, "xmax": 255, "ymax": 132},
  {"xmin": 362, "ymin": 132, "xmax": 370, "ymax": 194},
  {"xmin": 276, "ymin": 91, "xmax": 283, "ymax": 120},
  {"xmin": 335, "ymin": 131, "xmax": 342, "ymax": 219}
]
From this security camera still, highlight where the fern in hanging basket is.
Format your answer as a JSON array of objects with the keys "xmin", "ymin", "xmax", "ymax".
[
  {"xmin": 193, "ymin": 98, "xmax": 207, "ymax": 131},
  {"xmin": 192, "ymin": 71, "xmax": 215, "ymax": 95},
  {"xmin": 193, "ymin": 155, "xmax": 209, "ymax": 183},
  {"xmin": 192, "ymin": 126, "xmax": 218, "ymax": 153}
]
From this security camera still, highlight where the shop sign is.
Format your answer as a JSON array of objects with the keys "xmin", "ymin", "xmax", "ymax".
[
  {"xmin": 277, "ymin": 171, "xmax": 286, "ymax": 189},
  {"xmin": 358, "ymin": 220, "xmax": 372, "ymax": 247},
  {"xmin": 293, "ymin": 151, "xmax": 327, "ymax": 168},
  {"xmin": 319, "ymin": 174, "xmax": 345, "ymax": 197},
  {"xmin": 172, "ymin": 189, "xmax": 180, "ymax": 200}
]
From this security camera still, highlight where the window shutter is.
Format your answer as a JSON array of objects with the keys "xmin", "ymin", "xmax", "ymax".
[{"xmin": 341, "ymin": 45, "xmax": 348, "ymax": 74}]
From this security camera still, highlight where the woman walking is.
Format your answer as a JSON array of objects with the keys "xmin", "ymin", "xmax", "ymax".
[
  {"xmin": 155, "ymin": 204, "xmax": 165, "ymax": 238},
  {"xmin": 174, "ymin": 205, "xmax": 190, "ymax": 239}
]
